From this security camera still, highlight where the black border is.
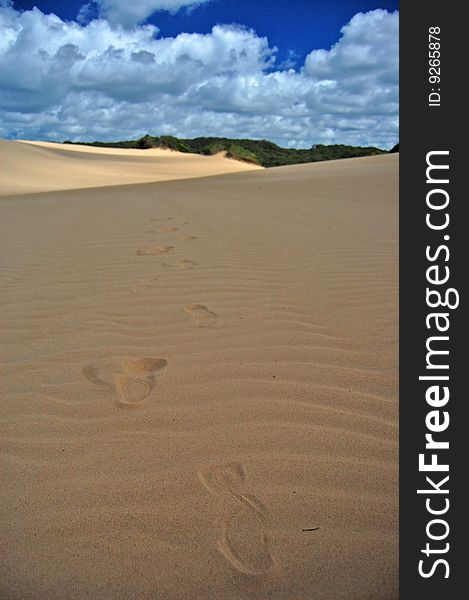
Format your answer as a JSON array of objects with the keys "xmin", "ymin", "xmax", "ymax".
[{"xmin": 400, "ymin": 3, "xmax": 463, "ymax": 597}]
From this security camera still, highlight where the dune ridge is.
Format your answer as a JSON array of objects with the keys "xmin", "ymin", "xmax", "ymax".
[
  {"xmin": 0, "ymin": 154, "xmax": 398, "ymax": 599},
  {"xmin": 0, "ymin": 139, "xmax": 262, "ymax": 196}
]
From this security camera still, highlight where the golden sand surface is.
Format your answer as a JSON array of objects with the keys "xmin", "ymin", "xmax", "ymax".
[{"xmin": 0, "ymin": 152, "xmax": 398, "ymax": 599}]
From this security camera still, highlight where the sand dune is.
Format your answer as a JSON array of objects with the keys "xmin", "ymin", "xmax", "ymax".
[
  {"xmin": 0, "ymin": 139, "xmax": 262, "ymax": 196},
  {"xmin": 0, "ymin": 154, "xmax": 398, "ymax": 599}
]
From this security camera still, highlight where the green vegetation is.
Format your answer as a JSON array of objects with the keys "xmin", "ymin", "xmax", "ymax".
[
  {"xmin": 63, "ymin": 135, "xmax": 386, "ymax": 168},
  {"xmin": 225, "ymin": 144, "xmax": 259, "ymax": 164}
]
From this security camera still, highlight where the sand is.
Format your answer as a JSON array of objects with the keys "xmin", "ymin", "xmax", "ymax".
[
  {"xmin": 0, "ymin": 149, "xmax": 398, "ymax": 600},
  {"xmin": 0, "ymin": 140, "xmax": 262, "ymax": 196}
]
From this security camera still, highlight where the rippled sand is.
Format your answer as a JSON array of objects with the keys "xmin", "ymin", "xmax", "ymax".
[{"xmin": 0, "ymin": 152, "xmax": 398, "ymax": 599}]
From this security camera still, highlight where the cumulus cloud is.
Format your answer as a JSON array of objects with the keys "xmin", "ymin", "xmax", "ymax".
[
  {"xmin": 305, "ymin": 10, "xmax": 398, "ymax": 87},
  {"xmin": 0, "ymin": 4, "xmax": 398, "ymax": 148},
  {"xmin": 81, "ymin": 0, "xmax": 210, "ymax": 28}
]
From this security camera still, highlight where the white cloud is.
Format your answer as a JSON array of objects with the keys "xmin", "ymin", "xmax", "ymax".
[
  {"xmin": 305, "ymin": 10, "xmax": 398, "ymax": 83},
  {"xmin": 0, "ymin": 5, "xmax": 398, "ymax": 148},
  {"xmin": 83, "ymin": 0, "xmax": 210, "ymax": 28}
]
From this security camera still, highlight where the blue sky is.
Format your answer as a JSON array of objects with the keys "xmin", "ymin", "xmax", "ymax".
[
  {"xmin": 13, "ymin": 0, "xmax": 399, "ymax": 66},
  {"xmin": 0, "ymin": 1, "xmax": 399, "ymax": 147}
]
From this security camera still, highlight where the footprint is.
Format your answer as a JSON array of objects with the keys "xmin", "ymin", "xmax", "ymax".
[
  {"xmin": 120, "ymin": 357, "xmax": 167, "ymax": 376},
  {"xmin": 113, "ymin": 358, "xmax": 167, "ymax": 405},
  {"xmin": 83, "ymin": 363, "xmax": 110, "ymax": 388},
  {"xmin": 218, "ymin": 508, "xmax": 275, "ymax": 576},
  {"xmin": 176, "ymin": 259, "xmax": 197, "ymax": 269},
  {"xmin": 162, "ymin": 259, "xmax": 197, "ymax": 270},
  {"xmin": 198, "ymin": 462, "xmax": 276, "ymax": 576},
  {"xmin": 182, "ymin": 234, "xmax": 197, "ymax": 241},
  {"xmin": 137, "ymin": 246, "xmax": 174, "ymax": 256},
  {"xmin": 83, "ymin": 357, "xmax": 167, "ymax": 408},
  {"xmin": 184, "ymin": 304, "xmax": 217, "ymax": 328},
  {"xmin": 158, "ymin": 226, "xmax": 179, "ymax": 233},
  {"xmin": 199, "ymin": 462, "xmax": 246, "ymax": 496},
  {"xmin": 114, "ymin": 374, "xmax": 154, "ymax": 405},
  {"xmin": 199, "ymin": 463, "xmax": 267, "ymax": 516}
]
